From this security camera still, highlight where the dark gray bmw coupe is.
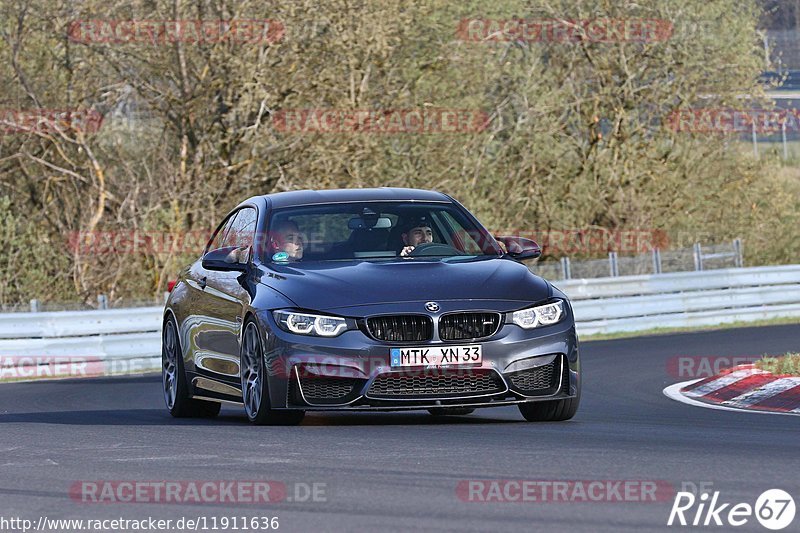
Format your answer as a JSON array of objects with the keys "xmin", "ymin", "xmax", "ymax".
[{"xmin": 162, "ymin": 188, "xmax": 580, "ymax": 425}]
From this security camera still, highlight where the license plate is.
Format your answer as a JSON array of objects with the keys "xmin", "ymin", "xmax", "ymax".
[{"xmin": 390, "ymin": 345, "xmax": 482, "ymax": 367}]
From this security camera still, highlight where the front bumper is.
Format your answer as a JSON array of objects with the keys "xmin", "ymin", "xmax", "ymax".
[{"xmin": 256, "ymin": 309, "xmax": 580, "ymax": 411}]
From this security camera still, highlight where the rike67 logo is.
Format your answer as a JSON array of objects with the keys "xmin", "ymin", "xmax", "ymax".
[{"xmin": 668, "ymin": 489, "xmax": 796, "ymax": 530}]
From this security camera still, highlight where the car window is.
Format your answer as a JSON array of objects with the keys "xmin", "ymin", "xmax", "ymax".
[
  {"xmin": 287, "ymin": 212, "xmax": 355, "ymax": 244},
  {"xmin": 438, "ymin": 211, "xmax": 486, "ymax": 254},
  {"xmin": 224, "ymin": 207, "xmax": 257, "ymax": 249},
  {"xmin": 206, "ymin": 212, "xmax": 238, "ymax": 253},
  {"xmin": 265, "ymin": 202, "xmax": 498, "ymax": 262}
]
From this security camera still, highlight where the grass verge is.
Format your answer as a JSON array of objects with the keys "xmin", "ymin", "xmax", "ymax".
[
  {"xmin": 756, "ymin": 353, "xmax": 800, "ymax": 376},
  {"xmin": 580, "ymin": 315, "xmax": 800, "ymax": 341}
]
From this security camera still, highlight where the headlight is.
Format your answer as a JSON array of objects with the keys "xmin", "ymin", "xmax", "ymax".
[
  {"xmin": 273, "ymin": 310, "xmax": 350, "ymax": 337},
  {"xmin": 511, "ymin": 300, "xmax": 564, "ymax": 329}
]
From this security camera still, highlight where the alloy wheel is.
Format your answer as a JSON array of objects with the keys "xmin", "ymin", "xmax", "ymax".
[
  {"xmin": 162, "ymin": 320, "xmax": 178, "ymax": 410},
  {"xmin": 241, "ymin": 322, "xmax": 263, "ymax": 419}
]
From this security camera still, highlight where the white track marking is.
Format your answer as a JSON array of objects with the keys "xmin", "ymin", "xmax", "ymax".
[
  {"xmin": 110, "ymin": 454, "xmax": 218, "ymax": 462},
  {"xmin": 663, "ymin": 380, "xmax": 800, "ymax": 417},
  {"xmin": 722, "ymin": 377, "xmax": 800, "ymax": 407},
  {"xmin": 681, "ymin": 369, "xmax": 764, "ymax": 398}
]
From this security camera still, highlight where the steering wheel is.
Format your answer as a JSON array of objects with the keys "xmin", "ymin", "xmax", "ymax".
[{"xmin": 407, "ymin": 242, "xmax": 461, "ymax": 257}]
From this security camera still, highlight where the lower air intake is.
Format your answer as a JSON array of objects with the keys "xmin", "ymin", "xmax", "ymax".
[{"xmin": 367, "ymin": 369, "xmax": 505, "ymax": 399}]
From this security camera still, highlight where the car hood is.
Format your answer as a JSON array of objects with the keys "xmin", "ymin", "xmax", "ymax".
[{"xmin": 257, "ymin": 257, "xmax": 552, "ymax": 312}]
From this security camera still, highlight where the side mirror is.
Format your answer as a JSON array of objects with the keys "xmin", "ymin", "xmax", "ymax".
[
  {"xmin": 202, "ymin": 246, "xmax": 250, "ymax": 272},
  {"xmin": 495, "ymin": 236, "xmax": 541, "ymax": 260}
]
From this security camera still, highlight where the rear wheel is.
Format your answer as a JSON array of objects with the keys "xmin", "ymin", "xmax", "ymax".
[
  {"xmin": 162, "ymin": 317, "xmax": 221, "ymax": 418},
  {"xmin": 427, "ymin": 407, "xmax": 475, "ymax": 416},
  {"xmin": 241, "ymin": 321, "xmax": 305, "ymax": 426}
]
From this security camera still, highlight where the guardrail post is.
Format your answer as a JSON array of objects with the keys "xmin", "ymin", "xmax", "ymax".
[
  {"xmin": 560, "ymin": 257, "xmax": 571, "ymax": 280},
  {"xmin": 693, "ymin": 243, "xmax": 703, "ymax": 271},
  {"xmin": 733, "ymin": 238, "xmax": 743, "ymax": 268},
  {"xmin": 97, "ymin": 294, "xmax": 108, "ymax": 310},
  {"xmin": 752, "ymin": 120, "xmax": 759, "ymax": 159},
  {"xmin": 782, "ymin": 120, "xmax": 788, "ymax": 160},
  {"xmin": 30, "ymin": 299, "xmax": 39, "ymax": 312},
  {"xmin": 609, "ymin": 252, "xmax": 619, "ymax": 277},
  {"xmin": 652, "ymin": 248, "xmax": 662, "ymax": 274}
]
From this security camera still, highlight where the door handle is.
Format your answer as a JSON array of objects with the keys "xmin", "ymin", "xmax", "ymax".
[{"xmin": 198, "ymin": 276, "xmax": 207, "ymax": 289}]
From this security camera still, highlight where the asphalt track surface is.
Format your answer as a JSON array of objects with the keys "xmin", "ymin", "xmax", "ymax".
[{"xmin": 1, "ymin": 324, "xmax": 799, "ymax": 533}]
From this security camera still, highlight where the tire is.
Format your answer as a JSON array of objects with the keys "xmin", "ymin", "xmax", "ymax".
[
  {"xmin": 240, "ymin": 320, "xmax": 305, "ymax": 426},
  {"xmin": 518, "ymin": 380, "xmax": 580, "ymax": 422},
  {"xmin": 427, "ymin": 407, "xmax": 475, "ymax": 416},
  {"xmin": 162, "ymin": 316, "xmax": 221, "ymax": 418}
]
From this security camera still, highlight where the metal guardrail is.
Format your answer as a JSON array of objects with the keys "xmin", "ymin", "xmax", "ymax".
[
  {"xmin": 557, "ymin": 264, "xmax": 800, "ymax": 335},
  {"xmin": 1, "ymin": 265, "xmax": 799, "ymax": 377},
  {"xmin": 530, "ymin": 239, "xmax": 743, "ymax": 280},
  {"xmin": 556, "ymin": 264, "xmax": 800, "ymax": 299},
  {"xmin": 0, "ymin": 307, "xmax": 162, "ymax": 340}
]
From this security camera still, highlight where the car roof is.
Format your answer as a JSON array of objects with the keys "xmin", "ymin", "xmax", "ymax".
[{"xmin": 258, "ymin": 187, "xmax": 452, "ymax": 209}]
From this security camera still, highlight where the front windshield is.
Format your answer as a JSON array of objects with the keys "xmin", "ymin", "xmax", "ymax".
[{"xmin": 264, "ymin": 201, "xmax": 501, "ymax": 262}]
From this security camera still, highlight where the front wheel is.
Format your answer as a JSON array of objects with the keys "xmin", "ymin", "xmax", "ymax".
[
  {"xmin": 240, "ymin": 320, "xmax": 305, "ymax": 426},
  {"xmin": 162, "ymin": 316, "xmax": 221, "ymax": 418},
  {"xmin": 518, "ymin": 387, "xmax": 580, "ymax": 422}
]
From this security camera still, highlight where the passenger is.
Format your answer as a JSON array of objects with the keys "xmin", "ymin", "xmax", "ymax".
[
  {"xmin": 269, "ymin": 220, "xmax": 304, "ymax": 260},
  {"xmin": 399, "ymin": 218, "xmax": 434, "ymax": 257}
]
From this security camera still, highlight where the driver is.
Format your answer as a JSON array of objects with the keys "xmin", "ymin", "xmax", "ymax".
[
  {"xmin": 269, "ymin": 220, "xmax": 304, "ymax": 260},
  {"xmin": 399, "ymin": 217, "xmax": 434, "ymax": 257}
]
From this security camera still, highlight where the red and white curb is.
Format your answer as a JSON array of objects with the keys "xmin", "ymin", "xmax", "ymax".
[{"xmin": 663, "ymin": 364, "xmax": 800, "ymax": 416}]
